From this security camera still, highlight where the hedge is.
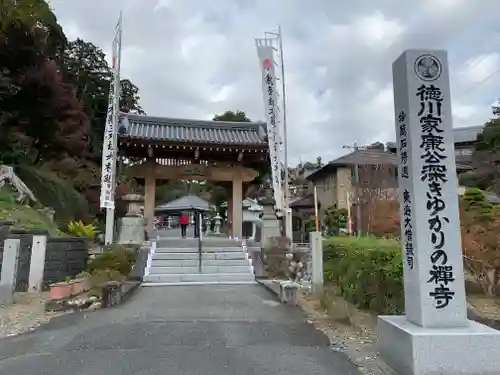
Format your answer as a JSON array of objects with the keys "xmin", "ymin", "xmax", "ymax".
[{"xmin": 323, "ymin": 236, "xmax": 404, "ymax": 314}]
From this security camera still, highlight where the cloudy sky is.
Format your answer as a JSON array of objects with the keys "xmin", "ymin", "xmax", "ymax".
[{"xmin": 49, "ymin": 0, "xmax": 500, "ymax": 164}]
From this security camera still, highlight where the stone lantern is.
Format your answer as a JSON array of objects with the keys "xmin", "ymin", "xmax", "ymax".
[
  {"xmin": 258, "ymin": 179, "xmax": 281, "ymax": 245},
  {"xmin": 123, "ymin": 194, "xmax": 144, "ymax": 217},
  {"xmin": 214, "ymin": 214, "xmax": 222, "ymax": 235},
  {"xmin": 204, "ymin": 216, "xmax": 211, "ymax": 233},
  {"xmin": 117, "ymin": 194, "xmax": 146, "ymax": 245}
]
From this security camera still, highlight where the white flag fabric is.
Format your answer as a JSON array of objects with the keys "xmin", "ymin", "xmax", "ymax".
[
  {"xmin": 256, "ymin": 39, "xmax": 283, "ymax": 216},
  {"xmin": 100, "ymin": 15, "xmax": 122, "ymax": 209}
]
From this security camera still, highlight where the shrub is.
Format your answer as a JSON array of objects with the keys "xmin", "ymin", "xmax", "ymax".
[
  {"xmin": 68, "ymin": 220, "xmax": 96, "ymax": 239},
  {"xmin": 459, "ymin": 194, "xmax": 500, "ymax": 297},
  {"xmin": 323, "ymin": 236, "xmax": 404, "ymax": 314},
  {"xmin": 87, "ymin": 245, "xmax": 136, "ymax": 276},
  {"xmin": 262, "ymin": 236, "xmax": 291, "ymax": 278}
]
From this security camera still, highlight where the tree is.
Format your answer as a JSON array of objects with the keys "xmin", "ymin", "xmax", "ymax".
[
  {"xmin": 213, "ymin": 110, "xmax": 250, "ymax": 122},
  {"xmin": 213, "ymin": 110, "xmax": 270, "ymax": 187},
  {"xmin": 324, "ymin": 205, "xmax": 348, "ymax": 235},
  {"xmin": 0, "ymin": 3, "xmax": 89, "ymax": 164},
  {"xmin": 16, "ymin": 60, "xmax": 89, "ymax": 162},
  {"xmin": 316, "ymin": 156, "xmax": 323, "ymax": 167},
  {"xmin": 355, "ymin": 163, "xmax": 399, "ymax": 235},
  {"xmin": 61, "ymin": 39, "xmax": 144, "ymax": 161},
  {"xmin": 469, "ymin": 103, "xmax": 500, "ymax": 193},
  {"xmin": 120, "ymin": 79, "xmax": 145, "ymax": 114},
  {"xmin": 0, "ymin": 0, "xmax": 66, "ymax": 57}
]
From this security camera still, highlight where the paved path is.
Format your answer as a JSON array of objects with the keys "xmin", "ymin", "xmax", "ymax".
[{"xmin": 0, "ymin": 285, "xmax": 361, "ymax": 374}]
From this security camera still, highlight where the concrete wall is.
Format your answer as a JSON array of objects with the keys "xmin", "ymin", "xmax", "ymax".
[
  {"xmin": 310, "ymin": 173, "xmax": 337, "ymax": 218},
  {"xmin": 336, "ymin": 167, "xmax": 352, "ymax": 209}
]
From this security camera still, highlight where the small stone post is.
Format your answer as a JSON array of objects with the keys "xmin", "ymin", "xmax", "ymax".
[
  {"xmin": 310, "ymin": 231, "xmax": 324, "ymax": 295},
  {"xmin": 28, "ymin": 234, "xmax": 47, "ymax": 293},
  {"xmin": 0, "ymin": 239, "xmax": 20, "ymax": 304}
]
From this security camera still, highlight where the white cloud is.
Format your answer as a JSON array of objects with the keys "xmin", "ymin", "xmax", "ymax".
[
  {"xmin": 460, "ymin": 53, "xmax": 500, "ymax": 84},
  {"xmin": 48, "ymin": 0, "xmax": 500, "ymax": 164},
  {"xmin": 355, "ymin": 11, "xmax": 404, "ymax": 48}
]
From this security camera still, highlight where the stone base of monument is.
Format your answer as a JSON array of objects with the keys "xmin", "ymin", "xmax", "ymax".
[
  {"xmin": 117, "ymin": 216, "xmax": 145, "ymax": 245},
  {"xmin": 378, "ymin": 315, "xmax": 500, "ymax": 375}
]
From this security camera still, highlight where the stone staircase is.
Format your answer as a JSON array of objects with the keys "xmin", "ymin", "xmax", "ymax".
[{"xmin": 143, "ymin": 237, "xmax": 256, "ymax": 286}]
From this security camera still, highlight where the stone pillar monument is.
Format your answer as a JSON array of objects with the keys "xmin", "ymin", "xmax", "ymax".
[
  {"xmin": 377, "ymin": 49, "xmax": 500, "ymax": 375},
  {"xmin": 117, "ymin": 194, "xmax": 146, "ymax": 245}
]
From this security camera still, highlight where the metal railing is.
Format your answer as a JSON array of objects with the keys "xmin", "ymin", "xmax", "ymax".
[{"xmin": 197, "ymin": 212, "xmax": 203, "ymax": 273}]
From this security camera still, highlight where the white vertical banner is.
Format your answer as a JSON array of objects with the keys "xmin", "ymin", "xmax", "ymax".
[
  {"xmin": 256, "ymin": 38, "xmax": 284, "ymax": 216},
  {"xmin": 100, "ymin": 14, "xmax": 122, "ymax": 210}
]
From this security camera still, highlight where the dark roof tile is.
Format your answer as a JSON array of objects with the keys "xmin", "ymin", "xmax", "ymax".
[
  {"xmin": 118, "ymin": 113, "xmax": 268, "ymax": 146},
  {"xmin": 329, "ymin": 149, "xmax": 397, "ymax": 166}
]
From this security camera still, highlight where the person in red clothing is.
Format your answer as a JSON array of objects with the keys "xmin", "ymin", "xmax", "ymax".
[{"xmin": 179, "ymin": 213, "xmax": 189, "ymax": 238}]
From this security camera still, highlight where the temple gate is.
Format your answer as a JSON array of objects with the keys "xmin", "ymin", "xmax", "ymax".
[{"xmin": 117, "ymin": 113, "xmax": 269, "ymax": 238}]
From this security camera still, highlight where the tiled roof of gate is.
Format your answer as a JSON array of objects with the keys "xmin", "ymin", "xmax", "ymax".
[{"xmin": 118, "ymin": 113, "xmax": 268, "ymax": 146}]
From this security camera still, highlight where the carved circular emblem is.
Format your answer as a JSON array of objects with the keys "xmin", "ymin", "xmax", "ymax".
[{"xmin": 414, "ymin": 54, "xmax": 442, "ymax": 81}]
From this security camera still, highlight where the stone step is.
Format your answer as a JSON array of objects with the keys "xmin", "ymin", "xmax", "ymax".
[
  {"xmin": 154, "ymin": 247, "xmax": 243, "ymax": 253},
  {"xmin": 150, "ymin": 258, "xmax": 248, "ymax": 267},
  {"xmin": 149, "ymin": 265, "xmax": 250, "ymax": 274},
  {"xmin": 155, "ymin": 239, "xmax": 240, "ymax": 249},
  {"xmin": 143, "ymin": 272, "xmax": 255, "ymax": 284},
  {"xmin": 153, "ymin": 252, "xmax": 246, "ymax": 261}
]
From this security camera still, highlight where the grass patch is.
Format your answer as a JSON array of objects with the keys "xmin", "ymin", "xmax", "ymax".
[{"xmin": 0, "ymin": 187, "xmax": 64, "ymax": 236}]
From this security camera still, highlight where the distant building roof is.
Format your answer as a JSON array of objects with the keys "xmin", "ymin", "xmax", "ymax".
[
  {"xmin": 453, "ymin": 125, "xmax": 484, "ymax": 144},
  {"xmin": 290, "ymin": 194, "xmax": 317, "ymax": 209},
  {"xmin": 307, "ymin": 149, "xmax": 397, "ymax": 181},
  {"xmin": 118, "ymin": 113, "xmax": 268, "ymax": 146},
  {"xmin": 307, "ymin": 148, "xmax": 473, "ymax": 181}
]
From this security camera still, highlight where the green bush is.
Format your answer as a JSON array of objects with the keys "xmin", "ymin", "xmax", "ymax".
[
  {"xmin": 323, "ymin": 236, "xmax": 404, "ymax": 314},
  {"xmin": 463, "ymin": 187, "xmax": 485, "ymax": 203},
  {"xmin": 462, "ymin": 188, "xmax": 495, "ymax": 220},
  {"xmin": 87, "ymin": 246, "xmax": 136, "ymax": 276}
]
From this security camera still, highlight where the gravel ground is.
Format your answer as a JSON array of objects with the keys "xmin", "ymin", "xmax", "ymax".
[
  {"xmin": 297, "ymin": 287, "xmax": 500, "ymax": 375},
  {"xmin": 297, "ymin": 291, "xmax": 397, "ymax": 375},
  {"xmin": 0, "ymin": 292, "xmax": 68, "ymax": 338}
]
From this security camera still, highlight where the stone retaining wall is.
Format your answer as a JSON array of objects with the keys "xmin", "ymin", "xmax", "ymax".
[{"xmin": 0, "ymin": 222, "xmax": 88, "ymax": 291}]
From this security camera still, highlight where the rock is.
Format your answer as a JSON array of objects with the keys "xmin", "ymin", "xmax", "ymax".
[{"xmin": 87, "ymin": 301, "xmax": 102, "ymax": 311}]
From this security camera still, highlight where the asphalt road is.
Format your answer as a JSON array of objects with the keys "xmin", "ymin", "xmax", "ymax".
[{"xmin": 0, "ymin": 285, "xmax": 362, "ymax": 375}]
